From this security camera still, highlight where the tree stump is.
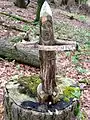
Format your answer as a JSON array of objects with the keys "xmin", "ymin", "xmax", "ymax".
[{"xmin": 4, "ymin": 79, "xmax": 78, "ymax": 120}]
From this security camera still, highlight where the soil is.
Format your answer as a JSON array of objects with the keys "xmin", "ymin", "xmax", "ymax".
[{"xmin": 0, "ymin": 0, "xmax": 90, "ymax": 120}]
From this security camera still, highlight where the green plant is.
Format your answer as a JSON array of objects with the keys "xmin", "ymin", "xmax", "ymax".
[
  {"xmin": 74, "ymin": 101, "xmax": 80, "ymax": 116},
  {"xmin": 63, "ymin": 86, "xmax": 81, "ymax": 102},
  {"xmin": 74, "ymin": 102, "xmax": 88, "ymax": 120},
  {"xmin": 18, "ymin": 75, "xmax": 41, "ymax": 96},
  {"xmin": 9, "ymin": 36, "xmax": 22, "ymax": 43},
  {"xmin": 79, "ymin": 15, "xmax": 86, "ymax": 22},
  {"xmin": 76, "ymin": 66, "xmax": 88, "ymax": 73},
  {"xmin": 81, "ymin": 0, "xmax": 88, "ymax": 4},
  {"xmin": 71, "ymin": 52, "xmax": 79, "ymax": 64},
  {"xmin": 16, "ymin": 64, "xmax": 21, "ymax": 70},
  {"xmin": 22, "ymin": 24, "xmax": 31, "ymax": 31}
]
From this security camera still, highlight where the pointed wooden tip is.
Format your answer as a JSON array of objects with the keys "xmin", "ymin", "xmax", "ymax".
[{"xmin": 40, "ymin": 1, "xmax": 52, "ymax": 17}]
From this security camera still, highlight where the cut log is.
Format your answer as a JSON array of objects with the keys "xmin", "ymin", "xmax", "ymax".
[
  {"xmin": 0, "ymin": 38, "xmax": 39, "ymax": 67},
  {"xmin": 4, "ymin": 79, "xmax": 78, "ymax": 120},
  {"xmin": 0, "ymin": 37, "xmax": 77, "ymax": 67}
]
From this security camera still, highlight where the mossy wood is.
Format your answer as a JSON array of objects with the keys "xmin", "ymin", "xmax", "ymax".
[{"xmin": 4, "ymin": 77, "xmax": 78, "ymax": 120}]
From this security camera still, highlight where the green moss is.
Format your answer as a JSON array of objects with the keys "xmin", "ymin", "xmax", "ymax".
[
  {"xmin": 63, "ymin": 86, "xmax": 81, "ymax": 102},
  {"xmin": 18, "ymin": 75, "xmax": 41, "ymax": 97},
  {"xmin": 74, "ymin": 101, "xmax": 80, "ymax": 116}
]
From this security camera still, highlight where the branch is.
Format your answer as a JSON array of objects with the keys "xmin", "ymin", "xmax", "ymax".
[
  {"xmin": 0, "ymin": 21, "xmax": 26, "ymax": 32},
  {"xmin": 55, "ymin": 39, "xmax": 76, "ymax": 45},
  {"xmin": 0, "ymin": 12, "xmax": 32, "ymax": 24},
  {"xmin": 17, "ymin": 42, "xmax": 76, "ymax": 51}
]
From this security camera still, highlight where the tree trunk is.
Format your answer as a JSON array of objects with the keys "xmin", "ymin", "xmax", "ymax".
[
  {"xmin": 0, "ymin": 38, "xmax": 39, "ymax": 67},
  {"xmin": 4, "ymin": 79, "xmax": 77, "ymax": 120},
  {"xmin": 34, "ymin": 0, "xmax": 45, "ymax": 23},
  {"xmin": 14, "ymin": 0, "xmax": 27, "ymax": 8}
]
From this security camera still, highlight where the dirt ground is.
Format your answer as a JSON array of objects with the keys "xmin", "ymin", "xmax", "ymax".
[{"xmin": 0, "ymin": 0, "xmax": 90, "ymax": 120}]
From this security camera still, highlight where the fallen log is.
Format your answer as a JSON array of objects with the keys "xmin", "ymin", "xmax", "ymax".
[
  {"xmin": 0, "ymin": 37, "xmax": 77, "ymax": 67},
  {"xmin": 0, "ymin": 38, "xmax": 40, "ymax": 67}
]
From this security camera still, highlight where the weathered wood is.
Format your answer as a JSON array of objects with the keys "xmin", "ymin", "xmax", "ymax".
[
  {"xmin": 25, "ymin": 44, "xmax": 76, "ymax": 51},
  {"xmin": 39, "ymin": 1, "xmax": 57, "ymax": 101},
  {"xmin": 55, "ymin": 39, "xmax": 76, "ymax": 45},
  {"xmin": 37, "ymin": 1, "xmax": 77, "ymax": 104},
  {"xmin": 4, "ymin": 79, "xmax": 77, "ymax": 120},
  {"xmin": 0, "ymin": 38, "xmax": 76, "ymax": 68},
  {"xmin": 0, "ymin": 38, "xmax": 39, "ymax": 67}
]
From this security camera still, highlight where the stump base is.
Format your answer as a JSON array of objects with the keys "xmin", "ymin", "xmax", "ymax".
[{"xmin": 4, "ymin": 79, "xmax": 78, "ymax": 120}]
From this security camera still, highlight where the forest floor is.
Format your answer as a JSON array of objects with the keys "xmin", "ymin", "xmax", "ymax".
[{"xmin": 0, "ymin": 0, "xmax": 90, "ymax": 120}]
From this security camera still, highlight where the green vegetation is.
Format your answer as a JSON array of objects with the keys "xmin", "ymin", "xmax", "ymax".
[
  {"xmin": 62, "ymin": 86, "xmax": 88, "ymax": 119},
  {"xmin": 76, "ymin": 66, "xmax": 89, "ymax": 73},
  {"xmin": 74, "ymin": 102, "xmax": 88, "ymax": 120},
  {"xmin": 22, "ymin": 24, "xmax": 31, "ymax": 31},
  {"xmin": 54, "ymin": 22, "xmax": 90, "ymax": 43},
  {"xmin": 34, "ymin": 0, "xmax": 45, "ymax": 24},
  {"xmin": 9, "ymin": 36, "xmax": 23, "ymax": 43},
  {"xmin": 81, "ymin": 0, "xmax": 88, "ymax": 4},
  {"xmin": 63, "ymin": 86, "xmax": 81, "ymax": 102},
  {"xmin": 7, "ymin": 19, "xmax": 90, "ymax": 45},
  {"xmin": 71, "ymin": 53, "xmax": 79, "ymax": 64},
  {"xmin": 18, "ymin": 75, "xmax": 41, "ymax": 97}
]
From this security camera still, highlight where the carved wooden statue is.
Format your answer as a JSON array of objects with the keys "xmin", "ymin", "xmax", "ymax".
[{"xmin": 37, "ymin": 1, "xmax": 77, "ymax": 104}]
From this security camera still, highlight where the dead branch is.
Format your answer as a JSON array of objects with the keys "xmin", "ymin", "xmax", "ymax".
[
  {"xmin": 0, "ymin": 21, "xmax": 26, "ymax": 32},
  {"xmin": 0, "ymin": 12, "xmax": 32, "ymax": 24},
  {"xmin": 17, "ymin": 42, "xmax": 76, "ymax": 51},
  {"xmin": 55, "ymin": 39, "xmax": 76, "ymax": 45}
]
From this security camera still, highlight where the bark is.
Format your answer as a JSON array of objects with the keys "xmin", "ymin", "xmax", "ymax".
[
  {"xmin": 14, "ymin": 0, "xmax": 30, "ymax": 8},
  {"xmin": 0, "ymin": 38, "xmax": 76, "ymax": 67},
  {"xmin": 34, "ymin": 0, "xmax": 45, "ymax": 23},
  {"xmin": 14, "ymin": 0, "xmax": 26, "ymax": 8},
  {"xmin": 39, "ymin": 15, "xmax": 56, "ymax": 97},
  {"xmin": 4, "ymin": 79, "xmax": 77, "ymax": 120},
  {"xmin": 0, "ymin": 38, "xmax": 39, "ymax": 67}
]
